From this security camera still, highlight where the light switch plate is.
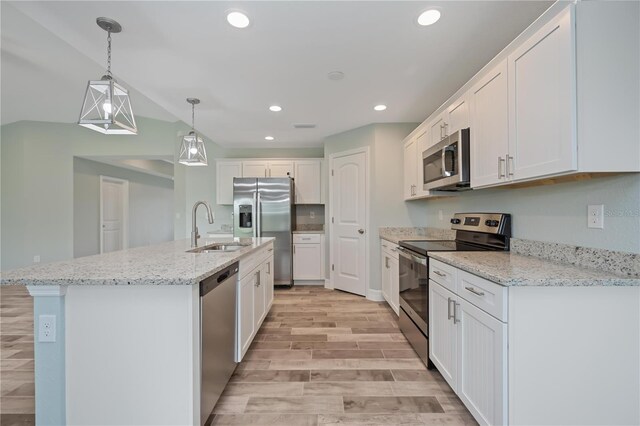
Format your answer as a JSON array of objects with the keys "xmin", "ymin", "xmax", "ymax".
[{"xmin": 587, "ymin": 204, "xmax": 604, "ymax": 229}]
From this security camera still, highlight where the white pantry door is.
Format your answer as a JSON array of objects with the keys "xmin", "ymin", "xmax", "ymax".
[
  {"xmin": 100, "ymin": 176, "xmax": 129, "ymax": 253},
  {"xmin": 330, "ymin": 149, "xmax": 368, "ymax": 296}
]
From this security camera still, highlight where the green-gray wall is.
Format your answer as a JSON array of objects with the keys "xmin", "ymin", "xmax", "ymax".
[
  {"xmin": 419, "ymin": 174, "xmax": 640, "ymax": 253},
  {"xmin": 323, "ymin": 123, "xmax": 421, "ymax": 293}
]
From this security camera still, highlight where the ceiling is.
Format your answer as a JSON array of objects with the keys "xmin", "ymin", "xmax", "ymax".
[{"xmin": 2, "ymin": 1, "xmax": 553, "ymax": 148}]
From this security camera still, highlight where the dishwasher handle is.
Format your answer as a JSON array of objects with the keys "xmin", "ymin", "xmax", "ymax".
[{"xmin": 200, "ymin": 262, "xmax": 239, "ymax": 297}]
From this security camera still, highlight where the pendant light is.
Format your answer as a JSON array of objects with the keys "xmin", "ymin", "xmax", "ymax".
[
  {"xmin": 78, "ymin": 17, "xmax": 137, "ymax": 135},
  {"xmin": 178, "ymin": 98, "xmax": 208, "ymax": 166}
]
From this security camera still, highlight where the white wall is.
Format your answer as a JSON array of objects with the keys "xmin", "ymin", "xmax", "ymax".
[
  {"xmin": 421, "ymin": 173, "xmax": 640, "ymax": 254},
  {"xmin": 73, "ymin": 157, "xmax": 174, "ymax": 258}
]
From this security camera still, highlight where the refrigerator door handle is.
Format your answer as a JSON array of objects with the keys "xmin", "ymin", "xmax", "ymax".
[
  {"xmin": 256, "ymin": 192, "xmax": 262, "ymax": 237},
  {"xmin": 252, "ymin": 192, "xmax": 258, "ymax": 238}
]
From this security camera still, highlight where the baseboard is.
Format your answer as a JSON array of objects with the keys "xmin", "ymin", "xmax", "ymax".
[
  {"xmin": 324, "ymin": 278, "xmax": 333, "ymax": 290},
  {"xmin": 293, "ymin": 280, "xmax": 325, "ymax": 286},
  {"xmin": 366, "ymin": 288, "xmax": 385, "ymax": 302}
]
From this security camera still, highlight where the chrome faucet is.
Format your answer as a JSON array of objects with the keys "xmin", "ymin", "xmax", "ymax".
[{"xmin": 192, "ymin": 201, "xmax": 215, "ymax": 247}]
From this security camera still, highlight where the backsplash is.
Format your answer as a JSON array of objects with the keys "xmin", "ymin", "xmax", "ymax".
[
  {"xmin": 511, "ymin": 238, "xmax": 640, "ymax": 278},
  {"xmin": 295, "ymin": 204, "xmax": 325, "ymax": 226}
]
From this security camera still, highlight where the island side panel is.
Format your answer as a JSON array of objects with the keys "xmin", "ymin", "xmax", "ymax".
[
  {"xmin": 65, "ymin": 284, "xmax": 199, "ymax": 425},
  {"xmin": 508, "ymin": 285, "xmax": 640, "ymax": 425}
]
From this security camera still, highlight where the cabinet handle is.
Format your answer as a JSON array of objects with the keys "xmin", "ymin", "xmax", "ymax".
[
  {"xmin": 268, "ymin": 248, "xmax": 273, "ymax": 252},
  {"xmin": 433, "ymin": 270, "xmax": 447, "ymax": 278},
  {"xmin": 391, "ymin": 248, "xmax": 397, "ymax": 252},
  {"xmin": 447, "ymin": 297, "xmax": 454, "ymax": 320},
  {"xmin": 385, "ymin": 257, "xmax": 389, "ymax": 269},
  {"xmin": 293, "ymin": 245, "xmax": 296, "ymax": 254},
  {"xmin": 443, "ymin": 122, "xmax": 448, "ymax": 137},
  {"xmin": 453, "ymin": 302, "xmax": 460, "ymax": 324},
  {"xmin": 255, "ymin": 271, "xmax": 261, "ymax": 287},
  {"xmin": 465, "ymin": 286, "xmax": 485, "ymax": 297},
  {"xmin": 497, "ymin": 157, "xmax": 506, "ymax": 179},
  {"xmin": 267, "ymin": 262, "xmax": 271, "ymax": 274},
  {"xmin": 506, "ymin": 155, "xmax": 514, "ymax": 177}
]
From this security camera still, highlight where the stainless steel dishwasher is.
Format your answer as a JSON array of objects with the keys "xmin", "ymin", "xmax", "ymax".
[{"xmin": 200, "ymin": 262, "xmax": 239, "ymax": 425}]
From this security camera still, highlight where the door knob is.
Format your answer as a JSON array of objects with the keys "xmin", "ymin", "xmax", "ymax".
[{"xmin": 358, "ymin": 229, "xmax": 365, "ymax": 234}]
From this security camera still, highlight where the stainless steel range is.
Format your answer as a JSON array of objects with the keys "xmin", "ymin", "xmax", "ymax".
[{"xmin": 397, "ymin": 213, "xmax": 511, "ymax": 369}]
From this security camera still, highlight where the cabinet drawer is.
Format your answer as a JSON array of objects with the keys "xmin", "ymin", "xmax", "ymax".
[
  {"xmin": 381, "ymin": 241, "xmax": 399, "ymax": 260},
  {"xmin": 457, "ymin": 270, "xmax": 507, "ymax": 322},
  {"xmin": 293, "ymin": 234, "xmax": 321, "ymax": 244},
  {"xmin": 429, "ymin": 259, "xmax": 457, "ymax": 293},
  {"xmin": 240, "ymin": 244, "xmax": 272, "ymax": 279}
]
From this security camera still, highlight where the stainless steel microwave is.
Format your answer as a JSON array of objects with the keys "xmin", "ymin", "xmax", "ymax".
[{"xmin": 422, "ymin": 128, "xmax": 470, "ymax": 191}]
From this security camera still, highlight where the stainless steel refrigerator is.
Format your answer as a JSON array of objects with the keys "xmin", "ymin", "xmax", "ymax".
[{"xmin": 233, "ymin": 177, "xmax": 295, "ymax": 286}]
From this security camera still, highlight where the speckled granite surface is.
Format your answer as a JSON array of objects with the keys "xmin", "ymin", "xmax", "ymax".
[
  {"xmin": 429, "ymin": 251, "xmax": 639, "ymax": 287},
  {"xmin": 0, "ymin": 237, "xmax": 275, "ymax": 286},
  {"xmin": 295, "ymin": 224, "xmax": 324, "ymax": 232},
  {"xmin": 378, "ymin": 227, "xmax": 455, "ymax": 244},
  {"xmin": 511, "ymin": 238, "xmax": 640, "ymax": 278}
]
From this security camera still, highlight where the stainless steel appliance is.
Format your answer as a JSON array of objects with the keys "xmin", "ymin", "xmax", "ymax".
[
  {"xmin": 422, "ymin": 128, "xmax": 471, "ymax": 191},
  {"xmin": 233, "ymin": 177, "xmax": 294, "ymax": 286},
  {"xmin": 200, "ymin": 262, "xmax": 239, "ymax": 425},
  {"xmin": 398, "ymin": 213, "xmax": 511, "ymax": 369}
]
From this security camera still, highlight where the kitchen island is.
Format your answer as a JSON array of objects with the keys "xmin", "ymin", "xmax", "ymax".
[{"xmin": 0, "ymin": 237, "xmax": 275, "ymax": 426}]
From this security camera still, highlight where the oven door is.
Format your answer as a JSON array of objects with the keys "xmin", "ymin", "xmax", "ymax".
[{"xmin": 398, "ymin": 248, "xmax": 429, "ymax": 335}]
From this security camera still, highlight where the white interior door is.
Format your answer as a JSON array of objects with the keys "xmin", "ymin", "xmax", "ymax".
[
  {"xmin": 330, "ymin": 149, "xmax": 368, "ymax": 296},
  {"xmin": 100, "ymin": 176, "xmax": 128, "ymax": 254}
]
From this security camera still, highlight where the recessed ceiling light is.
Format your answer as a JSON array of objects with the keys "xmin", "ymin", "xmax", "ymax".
[
  {"xmin": 269, "ymin": 105, "xmax": 282, "ymax": 112},
  {"xmin": 374, "ymin": 104, "xmax": 387, "ymax": 111},
  {"xmin": 265, "ymin": 136, "xmax": 275, "ymax": 141},
  {"xmin": 417, "ymin": 9, "xmax": 441, "ymax": 26},
  {"xmin": 227, "ymin": 11, "xmax": 250, "ymax": 28}
]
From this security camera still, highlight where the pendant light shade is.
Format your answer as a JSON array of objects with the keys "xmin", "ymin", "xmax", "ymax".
[
  {"xmin": 179, "ymin": 98, "xmax": 208, "ymax": 166},
  {"xmin": 78, "ymin": 17, "xmax": 137, "ymax": 135}
]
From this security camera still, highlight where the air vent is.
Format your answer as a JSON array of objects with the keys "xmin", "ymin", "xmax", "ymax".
[{"xmin": 293, "ymin": 123, "xmax": 316, "ymax": 129}]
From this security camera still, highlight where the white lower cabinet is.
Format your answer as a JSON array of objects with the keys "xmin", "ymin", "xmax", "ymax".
[
  {"xmin": 380, "ymin": 240, "xmax": 399, "ymax": 315},
  {"xmin": 293, "ymin": 234, "xmax": 325, "ymax": 281},
  {"xmin": 430, "ymin": 258, "xmax": 507, "ymax": 426},
  {"xmin": 237, "ymin": 243, "xmax": 275, "ymax": 361}
]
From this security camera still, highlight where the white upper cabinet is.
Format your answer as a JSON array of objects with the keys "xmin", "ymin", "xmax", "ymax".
[
  {"xmin": 242, "ymin": 161, "xmax": 269, "ymax": 178},
  {"xmin": 216, "ymin": 160, "xmax": 242, "ymax": 205},
  {"xmin": 268, "ymin": 161, "xmax": 295, "ymax": 178},
  {"xmin": 403, "ymin": 138, "xmax": 418, "ymax": 199},
  {"xmin": 470, "ymin": 59, "xmax": 509, "ymax": 188},
  {"xmin": 294, "ymin": 160, "xmax": 322, "ymax": 204},
  {"xmin": 429, "ymin": 112, "xmax": 448, "ymax": 147},
  {"xmin": 508, "ymin": 7, "xmax": 576, "ymax": 181},
  {"xmin": 447, "ymin": 94, "xmax": 469, "ymax": 135}
]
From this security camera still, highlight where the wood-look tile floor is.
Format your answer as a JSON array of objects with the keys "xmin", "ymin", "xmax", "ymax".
[
  {"xmin": 210, "ymin": 286, "xmax": 477, "ymax": 425},
  {"xmin": 0, "ymin": 285, "xmax": 35, "ymax": 426}
]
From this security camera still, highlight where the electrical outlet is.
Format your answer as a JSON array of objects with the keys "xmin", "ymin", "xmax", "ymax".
[
  {"xmin": 310, "ymin": 211, "xmax": 315, "ymax": 219},
  {"xmin": 587, "ymin": 204, "xmax": 604, "ymax": 229},
  {"xmin": 33, "ymin": 255, "xmax": 40, "ymax": 263},
  {"xmin": 38, "ymin": 315, "xmax": 56, "ymax": 342}
]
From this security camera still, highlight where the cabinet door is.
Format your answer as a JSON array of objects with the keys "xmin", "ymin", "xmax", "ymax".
[
  {"xmin": 381, "ymin": 248, "xmax": 391, "ymax": 305},
  {"xmin": 447, "ymin": 95, "xmax": 469, "ymax": 135},
  {"xmin": 415, "ymin": 131, "xmax": 430, "ymax": 197},
  {"xmin": 293, "ymin": 243, "xmax": 322, "ymax": 280},
  {"xmin": 403, "ymin": 139, "xmax": 417, "ymax": 199},
  {"xmin": 508, "ymin": 8, "xmax": 576, "ymax": 181},
  {"xmin": 294, "ymin": 160, "xmax": 322, "ymax": 204},
  {"xmin": 457, "ymin": 298, "xmax": 507, "ymax": 426},
  {"xmin": 429, "ymin": 112, "xmax": 448, "ymax": 146},
  {"xmin": 429, "ymin": 281, "xmax": 458, "ymax": 392},
  {"xmin": 253, "ymin": 269, "xmax": 266, "ymax": 330},
  {"xmin": 470, "ymin": 59, "xmax": 509, "ymax": 188},
  {"xmin": 389, "ymin": 256, "xmax": 400, "ymax": 316},
  {"xmin": 268, "ymin": 161, "xmax": 295, "ymax": 178},
  {"xmin": 216, "ymin": 161, "xmax": 242, "ymax": 205},
  {"xmin": 263, "ymin": 255, "xmax": 274, "ymax": 310},
  {"xmin": 242, "ymin": 161, "xmax": 269, "ymax": 178},
  {"xmin": 239, "ymin": 272, "xmax": 255, "ymax": 359}
]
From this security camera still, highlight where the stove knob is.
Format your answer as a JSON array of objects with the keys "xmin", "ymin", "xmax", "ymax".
[
  {"xmin": 485, "ymin": 220, "xmax": 499, "ymax": 227},
  {"xmin": 450, "ymin": 218, "xmax": 461, "ymax": 224}
]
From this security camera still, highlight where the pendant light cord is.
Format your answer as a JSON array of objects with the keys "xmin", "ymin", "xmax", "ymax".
[
  {"xmin": 106, "ymin": 30, "xmax": 112, "ymax": 78},
  {"xmin": 191, "ymin": 103, "xmax": 195, "ymax": 131}
]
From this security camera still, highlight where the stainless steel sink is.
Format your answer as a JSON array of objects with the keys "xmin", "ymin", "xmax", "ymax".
[{"xmin": 188, "ymin": 243, "xmax": 250, "ymax": 253}]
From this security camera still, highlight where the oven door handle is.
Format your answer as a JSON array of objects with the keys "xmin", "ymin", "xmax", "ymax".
[{"xmin": 397, "ymin": 247, "xmax": 427, "ymax": 266}]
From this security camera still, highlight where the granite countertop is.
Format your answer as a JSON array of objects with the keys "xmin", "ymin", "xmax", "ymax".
[
  {"xmin": 379, "ymin": 227, "xmax": 455, "ymax": 245},
  {"xmin": 429, "ymin": 251, "xmax": 640, "ymax": 287},
  {"xmin": 293, "ymin": 230, "xmax": 324, "ymax": 234},
  {"xmin": 0, "ymin": 237, "xmax": 275, "ymax": 287}
]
